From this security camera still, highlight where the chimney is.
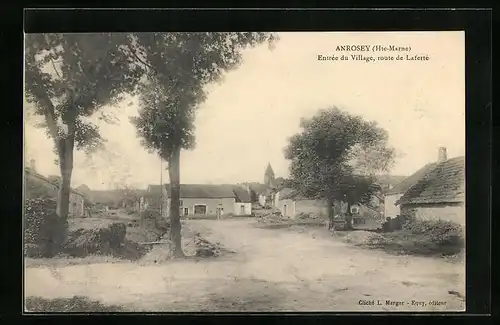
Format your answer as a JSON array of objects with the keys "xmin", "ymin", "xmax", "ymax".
[
  {"xmin": 29, "ymin": 159, "xmax": 36, "ymax": 172},
  {"xmin": 437, "ymin": 147, "xmax": 447, "ymax": 163}
]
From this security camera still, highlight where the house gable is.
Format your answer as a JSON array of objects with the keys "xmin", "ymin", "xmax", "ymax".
[
  {"xmin": 386, "ymin": 163, "xmax": 438, "ymax": 196},
  {"xmin": 396, "ymin": 156, "xmax": 465, "ymax": 206}
]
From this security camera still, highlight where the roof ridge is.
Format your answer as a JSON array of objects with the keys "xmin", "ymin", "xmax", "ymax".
[
  {"xmin": 25, "ymin": 168, "xmax": 85, "ymax": 196},
  {"xmin": 396, "ymin": 156, "xmax": 465, "ymax": 205},
  {"xmin": 386, "ymin": 162, "xmax": 438, "ymax": 195},
  {"xmin": 394, "ymin": 165, "xmax": 436, "ymax": 206}
]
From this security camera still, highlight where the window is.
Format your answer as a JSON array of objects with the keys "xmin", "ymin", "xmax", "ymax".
[
  {"xmin": 180, "ymin": 200, "xmax": 183, "ymax": 206},
  {"xmin": 184, "ymin": 207, "xmax": 189, "ymax": 215}
]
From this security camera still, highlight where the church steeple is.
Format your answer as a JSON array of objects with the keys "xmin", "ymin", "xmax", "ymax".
[{"xmin": 264, "ymin": 162, "xmax": 275, "ymax": 187}]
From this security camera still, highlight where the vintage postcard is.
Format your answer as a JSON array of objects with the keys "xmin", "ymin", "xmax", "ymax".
[{"xmin": 24, "ymin": 31, "xmax": 465, "ymax": 312}]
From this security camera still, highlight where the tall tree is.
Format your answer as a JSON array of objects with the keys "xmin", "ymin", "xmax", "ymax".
[
  {"xmin": 284, "ymin": 107, "xmax": 395, "ymax": 230},
  {"xmin": 24, "ymin": 33, "xmax": 144, "ymax": 219},
  {"xmin": 130, "ymin": 32, "xmax": 277, "ymax": 257}
]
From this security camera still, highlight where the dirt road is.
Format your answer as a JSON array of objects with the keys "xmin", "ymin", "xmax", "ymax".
[{"xmin": 24, "ymin": 219, "xmax": 465, "ymax": 312}]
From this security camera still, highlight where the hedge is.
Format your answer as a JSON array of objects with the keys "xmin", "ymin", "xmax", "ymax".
[
  {"xmin": 24, "ymin": 198, "xmax": 68, "ymax": 258},
  {"xmin": 402, "ymin": 219, "xmax": 464, "ymax": 247}
]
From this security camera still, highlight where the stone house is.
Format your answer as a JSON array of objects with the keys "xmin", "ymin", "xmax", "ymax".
[
  {"xmin": 142, "ymin": 184, "xmax": 253, "ymax": 218},
  {"xmin": 277, "ymin": 187, "xmax": 384, "ymax": 226},
  {"xmin": 24, "ymin": 161, "xmax": 85, "ymax": 218},
  {"xmin": 384, "ymin": 148, "xmax": 448, "ymax": 218},
  {"xmin": 396, "ymin": 153, "xmax": 465, "ymax": 225},
  {"xmin": 252, "ymin": 163, "xmax": 285, "ymax": 207},
  {"xmin": 274, "ymin": 187, "xmax": 295, "ymax": 209},
  {"xmin": 276, "ymin": 189, "xmax": 329, "ymax": 218}
]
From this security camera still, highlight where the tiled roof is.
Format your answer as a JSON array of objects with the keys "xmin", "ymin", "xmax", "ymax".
[
  {"xmin": 24, "ymin": 167, "xmax": 85, "ymax": 197},
  {"xmin": 396, "ymin": 156, "xmax": 465, "ymax": 205},
  {"xmin": 278, "ymin": 188, "xmax": 297, "ymax": 200},
  {"xmin": 246, "ymin": 183, "xmax": 269, "ymax": 195},
  {"xmin": 164, "ymin": 184, "xmax": 236, "ymax": 199},
  {"xmin": 232, "ymin": 186, "xmax": 252, "ymax": 203},
  {"xmin": 147, "ymin": 185, "xmax": 164, "ymax": 194},
  {"xmin": 386, "ymin": 162, "xmax": 438, "ymax": 195}
]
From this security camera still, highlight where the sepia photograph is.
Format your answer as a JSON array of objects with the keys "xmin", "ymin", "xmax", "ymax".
[{"xmin": 23, "ymin": 31, "xmax": 465, "ymax": 313}]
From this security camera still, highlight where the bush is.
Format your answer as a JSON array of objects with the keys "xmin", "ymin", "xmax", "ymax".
[
  {"xmin": 63, "ymin": 222, "xmax": 148, "ymax": 260},
  {"xmin": 155, "ymin": 217, "xmax": 170, "ymax": 232},
  {"xmin": 403, "ymin": 219, "xmax": 464, "ymax": 247},
  {"xmin": 24, "ymin": 198, "xmax": 68, "ymax": 258},
  {"xmin": 381, "ymin": 214, "xmax": 414, "ymax": 232}
]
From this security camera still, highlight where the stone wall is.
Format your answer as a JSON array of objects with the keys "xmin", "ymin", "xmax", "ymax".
[{"xmin": 401, "ymin": 202, "xmax": 465, "ymax": 225}]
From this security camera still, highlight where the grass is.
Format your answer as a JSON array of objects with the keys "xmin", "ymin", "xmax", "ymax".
[
  {"xmin": 25, "ymin": 255, "xmax": 125, "ymax": 268},
  {"xmin": 25, "ymin": 296, "xmax": 125, "ymax": 313},
  {"xmin": 254, "ymin": 217, "xmax": 326, "ymax": 230},
  {"xmin": 27, "ymin": 212, "xmax": 166, "ymax": 264},
  {"xmin": 339, "ymin": 229, "xmax": 464, "ymax": 258}
]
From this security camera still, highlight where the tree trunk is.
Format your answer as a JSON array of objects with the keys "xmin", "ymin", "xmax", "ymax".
[
  {"xmin": 345, "ymin": 201, "xmax": 354, "ymax": 230},
  {"xmin": 327, "ymin": 198, "xmax": 334, "ymax": 231},
  {"xmin": 168, "ymin": 147, "xmax": 185, "ymax": 258},
  {"xmin": 56, "ymin": 138, "xmax": 74, "ymax": 220}
]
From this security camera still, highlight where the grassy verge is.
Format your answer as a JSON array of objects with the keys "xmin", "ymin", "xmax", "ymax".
[
  {"xmin": 25, "ymin": 296, "xmax": 125, "ymax": 312},
  {"xmin": 25, "ymin": 255, "xmax": 125, "ymax": 268},
  {"xmin": 339, "ymin": 229, "xmax": 464, "ymax": 258},
  {"xmin": 254, "ymin": 218, "xmax": 326, "ymax": 229}
]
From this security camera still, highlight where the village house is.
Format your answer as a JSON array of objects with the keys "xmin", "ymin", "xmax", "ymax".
[
  {"xmin": 395, "ymin": 151, "xmax": 465, "ymax": 225},
  {"xmin": 276, "ymin": 185, "xmax": 384, "ymax": 227},
  {"xmin": 243, "ymin": 183, "xmax": 268, "ymax": 206},
  {"xmin": 277, "ymin": 189, "xmax": 329, "ymax": 218},
  {"xmin": 384, "ymin": 147, "xmax": 461, "ymax": 219},
  {"xmin": 166, "ymin": 184, "xmax": 252, "ymax": 218},
  {"xmin": 142, "ymin": 184, "xmax": 253, "ymax": 218},
  {"xmin": 24, "ymin": 159, "xmax": 85, "ymax": 218},
  {"xmin": 250, "ymin": 163, "xmax": 286, "ymax": 207},
  {"xmin": 274, "ymin": 187, "xmax": 295, "ymax": 210}
]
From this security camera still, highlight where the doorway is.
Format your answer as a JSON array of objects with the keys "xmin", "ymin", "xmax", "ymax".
[{"xmin": 194, "ymin": 205, "xmax": 207, "ymax": 215}]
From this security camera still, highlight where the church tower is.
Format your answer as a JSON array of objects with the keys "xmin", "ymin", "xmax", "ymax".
[{"xmin": 264, "ymin": 162, "xmax": 275, "ymax": 187}]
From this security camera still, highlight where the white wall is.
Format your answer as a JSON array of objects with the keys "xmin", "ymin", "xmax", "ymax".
[
  {"xmin": 169, "ymin": 197, "xmax": 236, "ymax": 216},
  {"xmin": 273, "ymin": 192, "xmax": 280, "ymax": 207},
  {"xmin": 294, "ymin": 199, "xmax": 328, "ymax": 218},
  {"xmin": 278, "ymin": 199, "xmax": 295, "ymax": 217},
  {"xmin": 233, "ymin": 202, "xmax": 252, "ymax": 215},
  {"xmin": 258, "ymin": 194, "xmax": 266, "ymax": 207},
  {"xmin": 403, "ymin": 203, "xmax": 465, "ymax": 225},
  {"xmin": 384, "ymin": 194, "xmax": 402, "ymax": 218}
]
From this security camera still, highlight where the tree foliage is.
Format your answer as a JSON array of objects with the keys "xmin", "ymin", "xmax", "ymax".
[
  {"xmin": 25, "ymin": 33, "xmax": 143, "ymax": 153},
  {"xmin": 129, "ymin": 32, "xmax": 278, "ymax": 256},
  {"xmin": 130, "ymin": 32, "xmax": 278, "ymax": 161},
  {"xmin": 285, "ymin": 107, "xmax": 395, "ymax": 227},
  {"xmin": 24, "ymin": 33, "xmax": 144, "ymax": 218}
]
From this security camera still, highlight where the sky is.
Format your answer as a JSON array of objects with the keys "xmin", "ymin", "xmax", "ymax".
[{"xmin": 24, "ymin": 31, "xmax": 465, "ymax": 190}]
